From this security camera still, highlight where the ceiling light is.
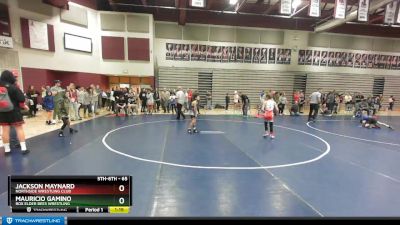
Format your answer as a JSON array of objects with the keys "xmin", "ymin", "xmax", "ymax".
[
  {"xmin": 292, "ymin": 0, "xmax": 301, "ymax": 9},
  {"xmin": 230, "ymin": 0, "xmax": 239, "ymax": 5}
]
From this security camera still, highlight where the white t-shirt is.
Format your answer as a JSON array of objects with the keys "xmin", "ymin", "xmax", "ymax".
[
  {"xmin": 176, "ymin": 90, "xmax": 185, "ymax": 105},
  {"xmin": 310, "ymin": 91, "xmax": 321, "ymax": 104},
  {"xmin": 262, "ymin": 99, "xmax": 277, "ymax": 112},
  {"xmin": 344, "ymin": 95, "xmax": 352, "ymax": 103},
  {"xmin": 110, "ymin": 91, "xmax": 115, "ymax": 101},
  {"xmin": 234, "ymin": 94, "xmax": 239, "ymax": 103}
]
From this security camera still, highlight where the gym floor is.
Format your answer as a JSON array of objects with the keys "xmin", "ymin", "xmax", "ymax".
[{"xmin": 0, "ymin": 114, "xmax": 399, "ymax": 217}]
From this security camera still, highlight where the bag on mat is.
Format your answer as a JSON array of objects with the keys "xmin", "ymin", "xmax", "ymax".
[{"xmin": 0, "ymin": 86, "xmax": 14, "ymax": 112}]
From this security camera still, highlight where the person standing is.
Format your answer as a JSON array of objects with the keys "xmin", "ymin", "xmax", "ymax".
[
  {"xmin": 160, "ymin": 88, "xmax": 166, "ymax": 113},
  {"xmin": 0, "ymin": 70, "xmax": 29, "ymax": 154},
  {"xmin": 187, "ymin": 89, "xmax": 193, "ymax": 109},
  {"xmin": 43, "ymin": 90, "xmax": 55, "ymax": 125},
  {"xmin": 206, "ymin": 91, "xmax": 212, "ymax": 110},
  {"xmin": 344, "ymin": 93, "xmax": 352, "ymax": 112},
  {"xmin": 90, "ymin": 84, "xmax": 99, "ymax": 115},
  {"xmin": 109, "ymin": 87, "xmax": 116, "ymax": 113},
  {"xmin": 278, "ymin": 92, "xmax": 287, "ymax": 115},
  {"xmin": 164, "ymin": 88, "xmax": 171, "ymax": 113},
  {"xmin": 187, "ymin": 94, "xmax": 200, "ymax": 134},
  {"xmin": 240, "ymin": 92, "xmax": 250, "ymax": 117},
  {"xmin": 139, "ymin": 88, "xmax": 147, "ymax": 113},
  {"xmin": 146, "ymin": 89, "xmax": 154, "ymax": 115},
  {"xmin": 308, "ymin": 88, "xmax": 322, "ymax": 122},
  {"xmin": 233, "ymin": 91, "xmax": 240, "ymax": 114},
  {"xmin": 225, "ymin": 93, "xmax": 230, "ymax": 111},
  {"xmin": 299, "ymin": 90, "xmax": 305, "ymax": 113},
  {"xmin": 388, "ymin": 95, "xmax": 395, "ymax": 111},
  {"xmin": 353, "ymin": 92, "xmax": 363, "ymax": 117},
  {"xmin": 68, "ymin": 83, "xmax": 80, "ymax": 121},
  {"xmin": 26, "ymin": 85, "xmax": 39, "ymax": 117},
  {"xmin": 51, "ymin": 80, "xmax": 64, "ymax": 123},
  {"xmin": 176, "ymin": 86, "xmax": 186, "ymax": 120},
  {"xmin": 261, "ymin": 94, "xmax": 278, "ymax": 139},
  {"xmin": 154, "ymin": 88, "xmax": 160, "ymax": 113}
]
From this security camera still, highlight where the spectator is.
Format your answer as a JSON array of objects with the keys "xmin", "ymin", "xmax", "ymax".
[
  {"xmin": 139, "ymin": 88, "xmax": 147, "ymax": 113},
  {"xmin": 290, "ymin": 101, "xmax": 300, "ymax": 116},
  {"xmin": 278, "ymin": 92, "xmax": 287, "ymax": 115},
  {"xmin": 154, "ymin": 88, "xmax": 160, "ymax": 113},
  {"xmin": 176, "ymin": 86, "xmax": 186, "ymax": 120},
  {"xmin": 308, "ymin": 88, "xmax": 322, "ymax": 122},
  {"xmin": 68, "ymin": 83, "xmax": 80, "ymax": 121},
  {"xmin": 206, "ymin": 91, "xmax": 212, "ymax": 110},
  {"xmin": 26, "ymin": 85, "xmax": 39, "ymax": 117},
  {"xmin": 225, "ymin": 93, "xmax": 230, "ymax": 111},
  {"xmin": 299, "ymin": 90, "xmax": 305, "ymax": 113},
  {"xmin": 146, "ymin": 89, "xmax": 154, "ymax": 115},
  {"xmin": 0, "ymin": 70, "xmax": 29, "ymax": 154},
  {"xmin": 43, "ymin": 90, "xmax": 55, "ymax": 125},
  {"xmin": 240, "ymin": 92, "xmax": 250, "ymax": 117},
  {"xmin": 344, "ymin": 93, "xmax": 352, "ymax": 111},
  {"xmin": 115, "ymin": 93, "xmax": 128, "ymax": 117},
  {"xmin": 388, "ymin": 95, "xmax": 395, "ymax": 111}
]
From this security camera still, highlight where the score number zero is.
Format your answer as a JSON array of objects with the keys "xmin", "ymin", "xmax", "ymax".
[{"xmin": 118, "ymin": 184, "xmax": 126, "ymax": 205}]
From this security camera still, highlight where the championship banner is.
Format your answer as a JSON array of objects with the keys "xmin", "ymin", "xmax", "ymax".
[
  {"xmin": 29, "ymin": 20, "xmax": 49, "ymax": 50},
  {"xmin": 384, "ymin": 1, "xmax": 398, "ymax": 24},
  {"xmin": 397, "ymin": 0, "xmax": 400, "ymax": 23},
  {"xmin": 309, "ymin": 0, "xmax": 321, "ymax": 17},
  {"xmin": 0, "ymin": 3, "xmax": 12, "ymax": 37},
  {"xmin": 357, "ymin": 0, "xmax": 370, "ymax": 22},
  {"xmin": 0, "ymin": 35, "xmax": 13, "ymax": 48},
  {"xmin": 334, "ymin": 0, "xmax": 347, "ymax": 19},
  {"xmin": 280, "ymin": 0, "xmax": 292, "ymax": 15}
]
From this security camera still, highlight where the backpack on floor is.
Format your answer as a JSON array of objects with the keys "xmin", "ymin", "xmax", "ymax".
[{"xmin": 0, "ymin": 85, "xmax": 14, "ymax": 112}]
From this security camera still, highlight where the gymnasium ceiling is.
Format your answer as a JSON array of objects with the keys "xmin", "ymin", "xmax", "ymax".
[{"xmin": 98, "ymin": 0, "xmax": 400, "ymax": 38}]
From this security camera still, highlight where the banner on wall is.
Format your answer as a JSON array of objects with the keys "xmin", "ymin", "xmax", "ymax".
[
  {"xmin": 165, "ymin": 43, "xmax": 291, "ymax": 65},
  {"xmin": 357, "ymin": 0, "xmax": 370, "ymax": 22},
  {"xmin": 228, "ymin": 46, "xmax": 236, "ymax": 63},
  {"xmin": 244, "ymin": 47, "xmax": 252, "ymax": 63},
  {"xmin": 29, "ymin": 19, "xmax": 49, "ymax": 50},
  {"xmin": 268, "ymin": 48, "xmax": 276, "ymax": 64},
  {"xmin": 320, "ymin": 51, "xmax": 328, "ymax": 66},
  {"xmin": 309, "ymin": 0, "xmax": 321, "ymax": 17},
  {"xmin": 260, "ymin": 48, "xmax": 268, "ymax": 64},
  {"xmin": 298, "ymin": 49, "xmax": 400, "ymax": 70},
  {"xmin": 280, "ymin": 0, "xmax": 292, "ymax": 15},
  {"xmin": 0, "ymin": 35, "xmax": 13, "ymax": 48},
  {"xmin": 0, "ymin": 3, "xmax": 11, "ymax": 37},
  {"xmin": 346, "ymin": 53, "xmax": 354, "ymax": 67},
  {"xmin": 236, "ymin": 46, "xmax": 244, "ymax": 63},
  {"xmin": 312, "ymin": 50, "xmax": 320, "ymax": 66},
  {"xmin": 199, "ymin": 45, "xmax": 207, "ymax": 61},
  {"xmin": 166, "ymin": 43, "xmax": 174, "ymax": 60},
  {"xmin": 253, "ymin": 48, "xmax": 261, "ymax": 63},
  {"xmin": 334, "ymin": 0, "xmax": 347, "ymax": 19},
  {"xmin": 384, "ymin": 1, "xmax": 398, "ymax": 24},
  {"xmin": 277, "ymin": 49, "xmax": 291, "ymax": 64},
  {"xmin": 182, "ymin": 44, "xmax": 190, "ymax": 61},
  {"xmin": 397, "ymin": 1, "xmax": 400, "ymax": 24},
  {"xmin": 221, "ymin": 46, "xmax": 229, "ymax": 63}
]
